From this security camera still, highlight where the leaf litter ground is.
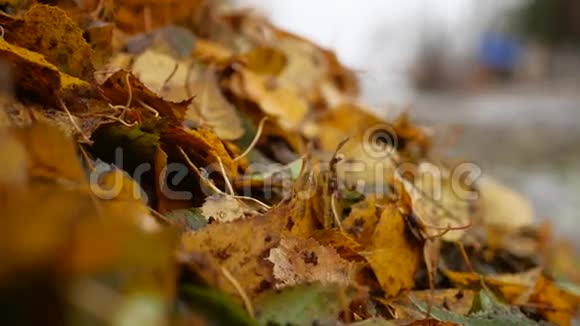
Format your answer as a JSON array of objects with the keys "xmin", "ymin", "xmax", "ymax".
[{"xmin": 0, "ymin": 1, "xmax": 578, "ymax": 325}]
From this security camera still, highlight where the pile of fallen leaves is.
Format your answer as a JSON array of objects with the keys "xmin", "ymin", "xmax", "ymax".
[{"xmin": 0, "ymin": 1, "xmax": 578, "ymax": 325}]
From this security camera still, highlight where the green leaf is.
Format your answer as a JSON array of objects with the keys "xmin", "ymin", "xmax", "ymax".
[
  {"xmin": 254, "ymin": 282, "xmax": 354, "ymax": 326},
  {"xmin": 179, "ymin": 285, "xmax": 257, "ymax": 326},
  {"xmin": 165, "ymin": 208, "xmax": 207, "ymax": 231},
  {"xmin": 91, "ymin": 123, "xmax": 161, "ymax": 173},
  {"xmin": 410, "ymin": 289, "xmax": 542, "ymax": 326}
]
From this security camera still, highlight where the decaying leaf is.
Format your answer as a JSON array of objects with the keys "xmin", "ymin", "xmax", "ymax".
[
  {"xmin": 254, "ymin": 282, "xmax": 357, "ymax": 326},
  {"xmin": 5, "ymin": 4, "xmax": 95, "ymax": 80},
  {"xmin": 0, "ymin": 1, "xmax": 576, "ymax": 325},
  {"xmin": 200, "ymin": 194, "xmax": 251, "ymax": 223},
  {"xmin": 388, "ymin": 289, "xmax": 475, "ymax": 321},
  {"xmin": 411, "ymin": 289, "xmax": 539, "ymax": 326},
  {"xmin": 0, "ymin": 37, "xmax": 95, "ymax": 111},
  {"xmin": 267, "ymin": 234, "xmax": 353, "ymax": 288},
  {"xmin": 180, "ymin": 203, "xmax": 289, "ymax": 298},
  {"xmin": 444, "ymin": 270, "xmax": 579, "ymax": 325}
]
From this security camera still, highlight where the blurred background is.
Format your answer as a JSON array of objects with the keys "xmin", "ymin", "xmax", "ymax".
[{"xmin": 237, "ymin": 0, "xmax": 580, "ymax": 241}]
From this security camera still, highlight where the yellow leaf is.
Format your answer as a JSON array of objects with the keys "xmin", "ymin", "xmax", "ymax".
[
  {"xmin": 361, "ymin": 205, "xmax": 422, "ymax": 297},
  {"xmin": 228, "ymin": 68, "xmax": 308, "ymax": 130},
  {"xmin": 8, "ymin": 123, "xmax": 86, "ymax": 183},
  {"xmin": 479, "ymin": 176, "xmax": 534, "ymax": 231},
  {"xmin": 242, "ymin": 46, "xmax": 287, "ymax": 76},
  {"xmin": 342, "ymin": 196, "xmax": 382, "ymax": 248},
  {"xmin": 186, "ymin": 65, "xmax": 245, "ymax": 140},
  {"xmin": 193, "ymin": 38, "xmax": 234, "ymax": 63}
]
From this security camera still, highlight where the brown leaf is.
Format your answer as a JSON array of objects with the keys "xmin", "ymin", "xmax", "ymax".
[
  {"xmin": 0, "ymin": 37, "xmax": 96, "ymax": 112},
  {"xmin": 153, "ymin": 145, "xmax": 193, "ymax": 213},
  {"xmin": 100, "ymin": 70, "xmax": 191, "ymax": 123},
  {"xmin": 267, "ymin": 234, "xmax": 354, "ymax": 288},
  {"xmin": 115, "ymin": 0, "xmax": 206, "ymax": 34},
  {"xmin": 6, "ymin": 4, "xmax": 95, "ymax": 81},
  {"xmin": 181, "ymin": 203, "xmax": 290, "ymax": 298},
  {"xmin": 161, "ymin": 126, "xmax": 241, "ymax": 181},
  {"xmin": 388, "ymin": 289, "xmax": 474, "ymax": 321}
]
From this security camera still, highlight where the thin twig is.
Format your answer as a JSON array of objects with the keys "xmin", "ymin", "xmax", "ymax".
[
  {"xmin": 177, "ymin": 146, "xmax": 223, "ymax": 195},
  {"xmin": 59, "ymin": 98, "xmax": 91, "ymax": 143},
  {"xmin": 331, "ymin": 192, "xmax": 345, "ymax": 233},
  {"xmin": 221, "ymin": 266, "xmax": 255, "ymax": 318},
  {"xmin": 78, "ymin": 144, "xmax": 95, "ymax": 171},
  {"xmin": 233, "ymin": 117, "xmax": 268, "ymax": 162},
  {"xmin": 233, "ymin": 195, "xmax": 270, "ymax": 210},
  {"xmin": 162, "ymin": 62, "xmax": 179, "ymax": 92},
  {"xmin": 123, "ymin": 72, "xmax": 133, "ymax": 109},
  {"xmin": 455, "ymin": 240, "xmax": 473, "ymax": 273},
  {"xmin": 147, "ymin": 206, "xmax": 172, "ymax": 226},
  {"xmin": 185, "ymin": 61, "xmax": 196, "ymax": 98},
  {"xmin": 215, "ymin": 156, "xmax": 235, "ymax": 195},
  {"xmin": 136, "ymin": 99, "xmax": 160, "ymax": 117}
]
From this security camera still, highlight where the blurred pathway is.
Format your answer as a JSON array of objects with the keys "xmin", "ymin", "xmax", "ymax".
[{"xmin": 397, "ymin": 81, "xmax": 580, "ymax": 242}]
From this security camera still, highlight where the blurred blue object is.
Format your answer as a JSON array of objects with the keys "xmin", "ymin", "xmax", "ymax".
[{"xmin": 479, "ymin": 32, "xmax": 521, "ymax": 72}]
